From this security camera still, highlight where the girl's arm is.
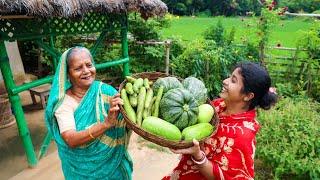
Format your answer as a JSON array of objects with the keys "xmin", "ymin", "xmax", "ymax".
[{"xmin": 171, "ymin": 139, "xmax": 215, "ymax": 180}]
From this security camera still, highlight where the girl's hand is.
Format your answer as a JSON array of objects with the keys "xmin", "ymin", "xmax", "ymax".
[
  {"xmin": 104, "ymin": 94, "xmax": 123, "ymax": 128},
  {"xmin": 170, "ymin": 139, "xmax": 204, "ymax": 160}
]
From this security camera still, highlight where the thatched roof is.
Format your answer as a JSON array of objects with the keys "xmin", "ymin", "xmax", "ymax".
[{"xmin": 0, "ymin": 0, "xmax": 167, "ymax": 19}]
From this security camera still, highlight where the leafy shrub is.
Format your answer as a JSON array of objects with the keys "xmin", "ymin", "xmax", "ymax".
[
  {"xmin": 196, "ymin": 9, "xmax": 212, "ymax": 17},
  {"xmin": 294, "ymin": 23, "xmax": 320, "ymax": 101},
  {"xmin": 171, "ymin": 39, "xmax": 255, "ymax": 98},
  {"xmin": 172, "ymin": 20, "xmax": 259, "ymax": 98},
  {"xmin": 279, "ymin": 0, "xmax": 320, "ymax": 13},
  {"xmin": 256, "ymin": 97, "xmax": 320, "ymax": 179},
  {"xmin": 128, "ymin": 13, "xmax": 173, "ymax": 73}
]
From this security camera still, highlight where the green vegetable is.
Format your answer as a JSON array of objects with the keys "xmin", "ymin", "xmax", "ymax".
[
  {"xmin": 133, "ymin": 78, "xmax": 144, "ymax": 92},
  {"xmin": 143, "ymin": 78, "xmax": 150, "ymax": 89},
  {"xmin": 160, "ymin": 88, "xmax": 199, "ymax": 130},
  {"xmin": 142, "ymin": 109, "xmax": 148, "ymax": 120},
  {"xmin": 143, "ymin": 96, "xmax": 156, "ymax": 119},
  {"xmin": 182, "ymin": 123, "xmax": 214, "ymax": 141},
  {"xmin": 182, "ymin": 77, "xmax": 208, "ymax": 105},
  {"xmin": 129, "ymin": 95, "xmax": 138, "ymax": 107},
  {"xmin": 198, "ymin": 104, "xmax": 214, "ymax": 123},
  {"xmin": 126, "ymin": 76, "xmax": 136, "ymax": 83},
  {"xmin": 120, "ymin": 89, "xmax": 136, "ymax": 123},
  {"xmin": 125, "ymin": 82, "xmax": 134, "ymax": 95},
  {"xmin": 136, "ymin": 86, "xmax": 146, "ymax": 126},
  {"xmin": 142, "ymin": 116, "xmax": 182, "ymax": 141},
  {"xmin": 152, "ymin": 86, "xmax": 164, "ymax": 117},
  {"xmin": 144, "ymin": 88, "xmax": 154, "ymax": 109},
  {"xmin": 151, "ymin": 96, "xmax": 157, "ymax": 116},
  {"xmin": 153, "ymin": 77, "xmax": 183, "ymax": 94}
]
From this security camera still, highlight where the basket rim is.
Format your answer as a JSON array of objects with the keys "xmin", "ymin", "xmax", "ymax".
[{"xmin": 119, "ymin": 72, "xmax": 218, "ymax": 149}]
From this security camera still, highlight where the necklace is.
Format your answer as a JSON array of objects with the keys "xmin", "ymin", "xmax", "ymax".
[{"xmin": 70, "ymin": 89, "xmax": 85, "ymax": 100}]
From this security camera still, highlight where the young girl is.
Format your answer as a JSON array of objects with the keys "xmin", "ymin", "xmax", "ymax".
[{"xmin": 163, "ymin": 62, "xmax": 277, "ymax": 180}]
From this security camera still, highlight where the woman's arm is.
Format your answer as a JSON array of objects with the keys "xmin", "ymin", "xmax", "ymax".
[
  {"xmin": 61, "ymin": 94, "xmax": 123, "ymax": 148},
  {"xmin": 61, "ymin": 120, "xmax": 113, "ymax": 148}
]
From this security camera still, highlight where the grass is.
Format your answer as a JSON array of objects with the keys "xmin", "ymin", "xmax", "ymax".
[{"xmin": 161, "ymin": 16, "xmax": 314, "ymax": 48}]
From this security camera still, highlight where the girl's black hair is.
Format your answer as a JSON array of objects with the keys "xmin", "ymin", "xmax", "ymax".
[{"xmin": 235, "ymin": 62, "xmax": 277, "ymax": 110}]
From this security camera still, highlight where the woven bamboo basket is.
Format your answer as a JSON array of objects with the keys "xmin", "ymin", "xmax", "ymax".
[{"xmin": 119, "ymin": 72, "xmax": 218, "ymax": 149}]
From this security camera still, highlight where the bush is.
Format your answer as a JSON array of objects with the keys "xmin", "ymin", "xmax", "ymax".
[
  {"xmin": 256, "ymin": 97, "xmax": 320, "ymax": 179},
  {"xmin": 294, "ymin": 23, "xmax": 320, "ymax": 101},
  {"xmin": 125, "ymin": 13, "xmax": 172, "ymax": 73},
  {"xmin": 172, "ymin": 20, "xmax": 259, "ymax": 98},
  {"xmin": 171, "ymin": 39, "xmax": 254, "ymax": 98}
]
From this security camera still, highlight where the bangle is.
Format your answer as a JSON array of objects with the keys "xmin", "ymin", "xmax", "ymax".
[
  {"xmin": 101, "ymin": 122, "xmax": 108, "ymax": 129},
  {"xmin": 88, "ymin": 126, "xmax": 95, "ymax": 139},
  {"xmin": 191, "ymin": 151, "xmax": 207, "ymax": 165}
]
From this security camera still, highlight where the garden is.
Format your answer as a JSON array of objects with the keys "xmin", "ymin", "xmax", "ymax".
[
  {"xmin": 6, "ymin": 0, "xmax": 320, "ymax": 179},
  {"xmin": 101, "ymin": 1, "xmax": 319, "ymax": 179}
]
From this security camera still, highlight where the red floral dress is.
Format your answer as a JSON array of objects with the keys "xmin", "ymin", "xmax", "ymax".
[{"xmin": 162, "ymin": 98, "xmax": 260, "ymax": 180}]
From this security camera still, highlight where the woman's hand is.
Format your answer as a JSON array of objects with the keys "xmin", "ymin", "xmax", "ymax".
[
  {"xmin": 171, "ymin": 139, "xmax": 204, "ymax": 160},
  {"xmin": 104, "ymin": 93, "xmax": 123, "ymax": 128}
]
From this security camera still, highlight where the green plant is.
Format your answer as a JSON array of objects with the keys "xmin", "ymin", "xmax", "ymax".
[
  {"xmin": 128, "ymin": 13, "xmax": 171, "ymax": 74},
  {"xmin": 256, "ymin": 97, "xmax": 320, "ymax": 179},
  {"xmin": 171, "ymin": 38, "xmax": 255, "ymax": 97},
  {"xmin": 275, "ymin": 82, "xmax": 307, "ymax": 99},
  {"xmin": 256, "ymin": 0, "xmax": 281, "ymax": 64},
  {"xmin": 204, "ymin": 18, "xmax": 225, "ymax": 46},
  {"xmin": 293, "ymin": 22, "xmax": 320, "ymax": 101}
]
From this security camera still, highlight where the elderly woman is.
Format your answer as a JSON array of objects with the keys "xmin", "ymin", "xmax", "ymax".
[{"xmin": 45, "ymin": 47, "xmax": 132, "ymax": 179}]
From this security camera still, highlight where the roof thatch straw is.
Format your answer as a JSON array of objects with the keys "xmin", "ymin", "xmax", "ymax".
[{"xmin": 0, "ymin": 0, "xmax": 167, "ymax": 19}]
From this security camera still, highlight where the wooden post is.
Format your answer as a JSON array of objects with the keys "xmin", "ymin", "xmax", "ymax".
[
  {"xmin": 136, "ymin": 40, "xmax": 172, "ymax": 75},
  {"xmin": 164, "ymin": 40, "xmax": 171, "ymax": 75}
]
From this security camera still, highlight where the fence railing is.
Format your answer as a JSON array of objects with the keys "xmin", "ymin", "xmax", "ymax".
[{"xmin": 263, "ymin": 46, "xmax": 319, "ymax": 86}]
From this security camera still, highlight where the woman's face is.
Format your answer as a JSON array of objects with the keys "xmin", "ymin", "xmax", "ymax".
[
  {"xmin": 68, "ymin": 50, "xmax": 96, "ymax": 90},
  {"xmin": 219, "ymin": 68, "xmax": 247, "ymax": 104}
]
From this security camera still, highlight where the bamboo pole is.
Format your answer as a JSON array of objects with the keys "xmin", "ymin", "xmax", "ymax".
[
  {"xmin": 121, "ymin": 16, "xmax": 130, "ymax": 77},
  {"xmin": 284, "ymin": 12, "xmax": 320, "ymax": 17},
  {"xmin": 0, "ymin": 42, "xmax": 38, "ymax": 167}
]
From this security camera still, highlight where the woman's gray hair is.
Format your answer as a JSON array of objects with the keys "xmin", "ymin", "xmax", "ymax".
[{"xmin": 66, "ymin": 46, "xmax": 93, "ymax": 70}]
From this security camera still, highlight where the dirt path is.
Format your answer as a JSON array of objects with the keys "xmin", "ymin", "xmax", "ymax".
[
  {"xmin": 0, "ymin": 91, "xmax": 179, "ymax": 180},
  {"xmin": 129, "ymin": 133, "xmax": 179, "ymax": 179}
]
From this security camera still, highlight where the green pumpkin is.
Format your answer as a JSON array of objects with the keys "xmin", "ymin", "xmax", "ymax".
[
  {"xmin": 182, "ymin": 77, "xmax": 208, "ymax": 105},
  {"xmin": 160, "ymin": 88, "xmax": 199, "ymax": 130},
  {"xmin": 153, "ymin": 77, "xmax": 183, "ymax": 94}
]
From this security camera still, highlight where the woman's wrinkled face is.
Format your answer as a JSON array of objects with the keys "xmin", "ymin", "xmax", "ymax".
[
  {"xmin": 219, "ymin": 68, "xmax": 246, "ymax": 103},
  {"xmin": 68, "ymin": 50, "xmax": 96, "ymax": 89}
]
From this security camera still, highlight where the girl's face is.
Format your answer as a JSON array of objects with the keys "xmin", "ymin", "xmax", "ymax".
[
  {"xmin": 68, "ymin": 51, "xmax": 96, "ymax": 90},
  {"xmin": 220, "ymin": 68, "xmax": 247, "ymax": 104}
]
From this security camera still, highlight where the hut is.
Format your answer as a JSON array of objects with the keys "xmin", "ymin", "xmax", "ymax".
[{"xmin": 0, "ymin": 0, "xmax": 167, "ymax": 167}]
